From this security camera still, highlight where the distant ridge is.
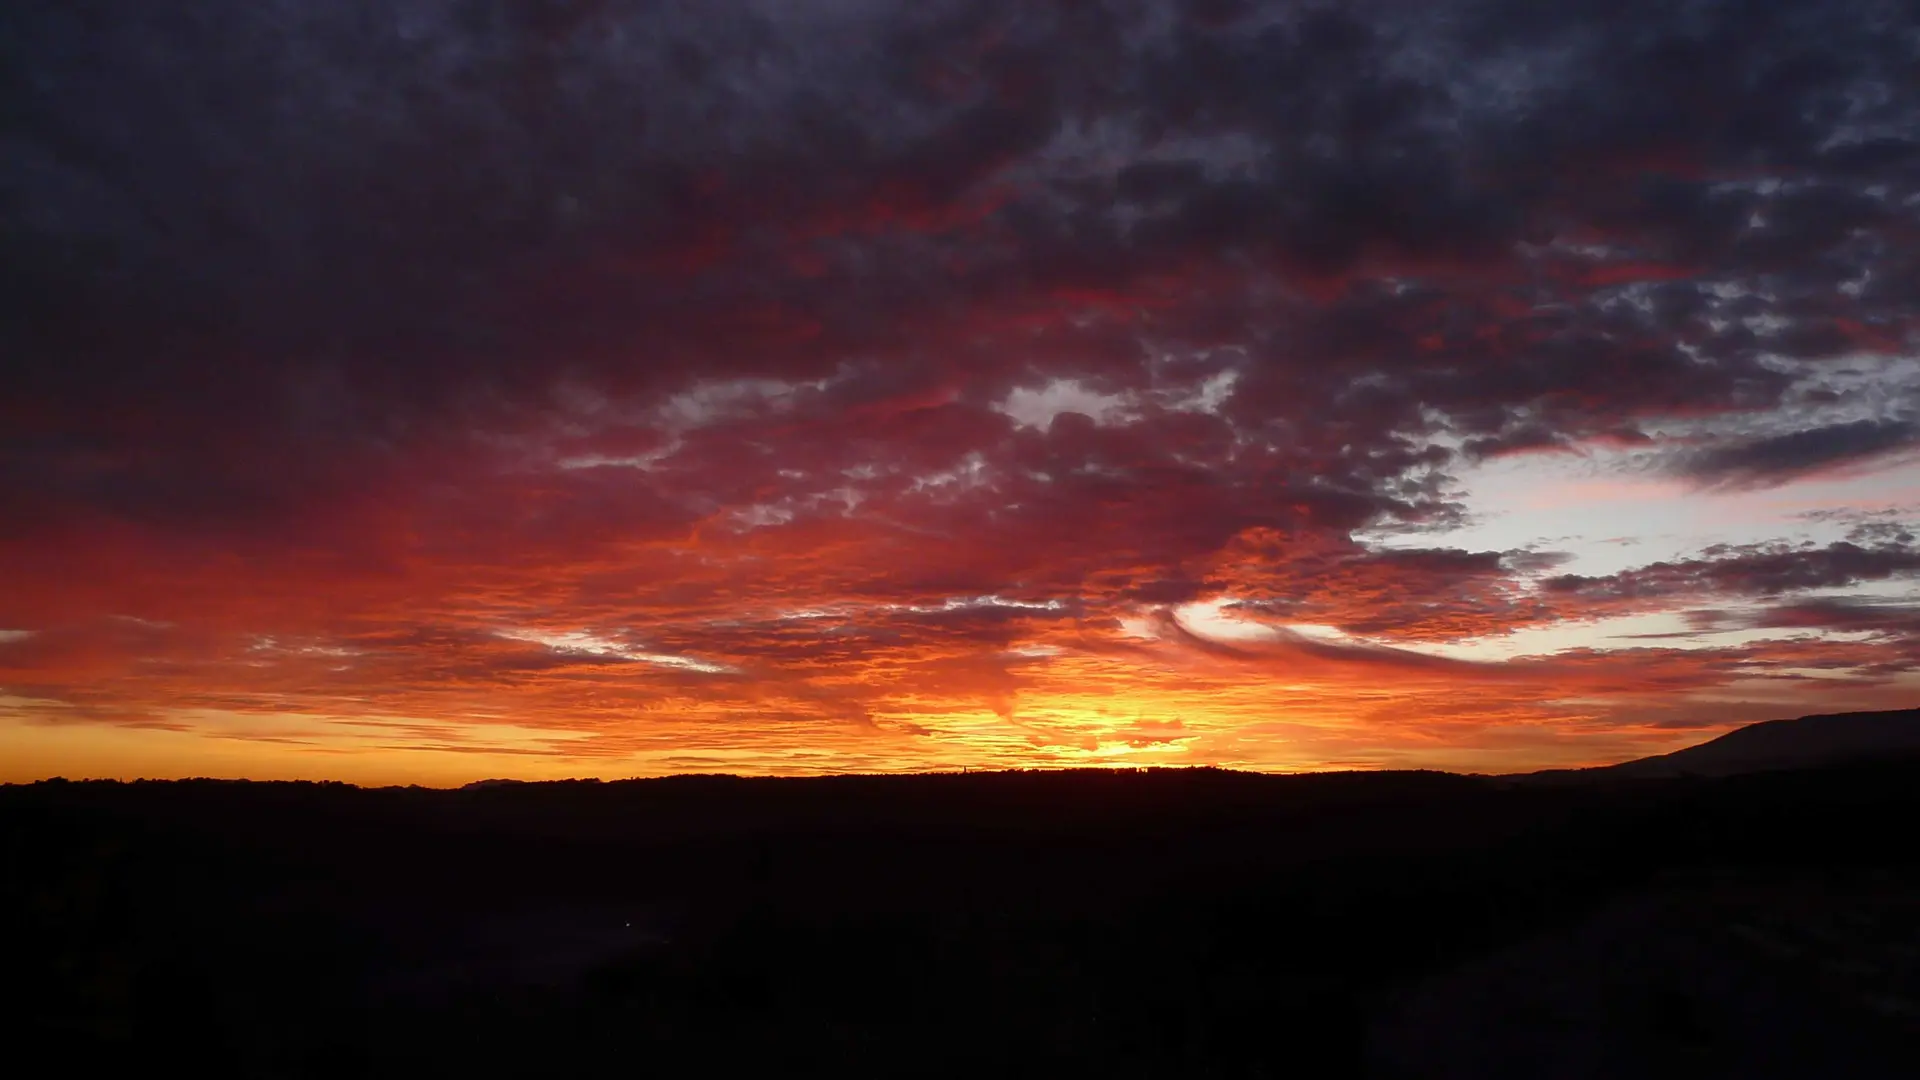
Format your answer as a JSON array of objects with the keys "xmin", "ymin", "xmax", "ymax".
[{"xmin": 1533, "ymin": 707, "xmax": 1920, "ymax": 780}]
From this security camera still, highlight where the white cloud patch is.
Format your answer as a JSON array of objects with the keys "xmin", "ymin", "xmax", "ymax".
[
  {"xmin": 1006, "ymin": 644, "xmax": 1063, "ymax": 658},
  {"xmin": 556, "ymin": 373, "xmax": 840, "ymax": 471},
  {"xmin": 885, "ymin": 595, "xmax": 1066, "ymax": 615},
  {"xmin": 557, "ymin": 447, "xmax": 677, "ymax": 472},
  {"xmin": 247, "ymin": 635, "xmax": 359, "ymax": 658},
  {"xmin": 1174, "ymin": 599, "xmax": 1284, "ymax": 643},
  {"xmin": 1161, "ymin": 368, "xmax": 1240, "ymax": 415},
  {"xmin": 659, "ymin": 376, "xmax": 826, "ymax": 430},
  {"xmin": 996, "ymin": 379, "xmax": 1138, "ymax": 430},
  {"xmin": 910, "ymin": 450, "xmax": 991, "ymax": 494},
  {"xmin": 499, "ymin": 629, "xmax": 737, "ymax": 675}
]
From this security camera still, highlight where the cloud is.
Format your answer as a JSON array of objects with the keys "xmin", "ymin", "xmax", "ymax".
[
  {"xmin": 1221, "ymin": 544, "xmax": 1557, "ymax": 642},
  {"xmin": 1666, "ymin": 418, "xmax": 1920, "ymax": 490},
  {"xmin": 1752, "ymin": 598, "xmax": 1920, "ymax": 635},
  {"xmin": 3, "ymin": 0, "xmax": 1920, "ymax": 778},
  {"xmin": 1543, "ymin": 538, "xmax": 1920, "ymax": 613}
]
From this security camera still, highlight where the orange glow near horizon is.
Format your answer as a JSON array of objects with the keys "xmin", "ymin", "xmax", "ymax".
[{"xmin": 8, "ymin": 472, "xmax": 1919, "ymax": 786}]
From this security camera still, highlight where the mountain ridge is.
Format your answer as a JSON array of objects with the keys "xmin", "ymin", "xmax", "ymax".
[{"xmin": 1526, "ymin": 707, "xmax": 1920, "ymax": 780}]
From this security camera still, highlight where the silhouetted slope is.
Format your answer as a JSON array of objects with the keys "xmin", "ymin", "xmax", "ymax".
[
  {"xmin": 1590, "ymin": 708, "xmax": 1920, "ymax": 779},
  {"xmin": 7, "ymin": 758, "xmax": 1920, "ymax": 1077}
]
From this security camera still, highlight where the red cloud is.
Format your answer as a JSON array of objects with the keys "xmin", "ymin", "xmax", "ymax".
[{"xmin": 6, "ymin": 0, "xmax": 1920, "ymax": 781}]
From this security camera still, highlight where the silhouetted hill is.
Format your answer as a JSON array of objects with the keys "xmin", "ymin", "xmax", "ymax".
[
  {"xmin": 1529, "ymin": 708, "xmax": 1920, "ymax": 781},
  {"xmin": 6, "ymin": 760, "xmax": 1919, "ymax": 1077}
]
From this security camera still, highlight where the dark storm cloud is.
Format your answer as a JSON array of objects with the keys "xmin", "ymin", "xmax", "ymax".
[
  {"xmin": 1753, "ymin": 597, "xmax": 1920, "ymax": 634},
  {"xmin": 1461, "ymin": 425, "xmax": 1574, "ymax": 462},
  {"xmin": 3, "ymin": 0, "xmax": 1920, "ymax": 758},
  {"xmin": 5, "ymin": 0, "xmax": 1916, "ymax": 479},
  {"xmin": 1545, "ymin": 539, "xmax": 1920, "ymax": 607},
  {"xmin": 1667, "ymin": 418, "xmax": 1920, "ymax": 490}
]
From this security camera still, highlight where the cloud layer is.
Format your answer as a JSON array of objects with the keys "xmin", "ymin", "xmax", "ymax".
[{"xmin": 4, "ymin": 0, "xmax": 1920, "ymax": 780}]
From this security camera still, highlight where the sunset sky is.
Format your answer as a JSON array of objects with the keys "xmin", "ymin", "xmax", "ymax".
[{"xmin": 5, "ymin": 0, "xmax": 1920, "ymax": 784}]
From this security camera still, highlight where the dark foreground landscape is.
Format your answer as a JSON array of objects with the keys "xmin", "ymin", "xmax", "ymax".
[{"xmin": 9, "ymin": 711, "xmax": 1920, "ymax": 1078}]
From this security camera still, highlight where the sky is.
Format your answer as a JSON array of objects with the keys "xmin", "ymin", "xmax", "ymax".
[{"xmin": 4, "ymin": 0, "xmax": 1920, "ymax": 785}]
